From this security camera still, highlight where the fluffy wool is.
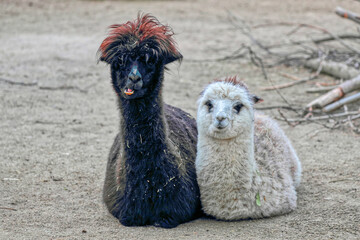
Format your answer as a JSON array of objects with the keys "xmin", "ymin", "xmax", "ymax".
[
  {"xmin": 99, "ymin": 14, "xmax": 200, "ymax": 228},
  {"xmin": 196, "ymin": 77, "xmax": 301, "ymax": 220}
]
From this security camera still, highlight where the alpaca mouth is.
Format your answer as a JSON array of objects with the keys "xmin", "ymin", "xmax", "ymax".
[
  {"xmin": 124, "ymin": 88, "xmax": 134, "ymax": 95},
  {"xmin": 215, "ymin": 121, "xmax": 229, "ymax": 130}
]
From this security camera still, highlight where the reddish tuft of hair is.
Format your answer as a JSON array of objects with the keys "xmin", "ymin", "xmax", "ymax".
[
  {"xmin": 98, "ymin": 14, "xmax": 182, "ymax": 64},
  {"xmin": 213, "ymin": 76, "xmax": 263, "ymax": 103},
  {"xmin": 214, "ymin": 76, "xmax": 249, "ymax": 91}
]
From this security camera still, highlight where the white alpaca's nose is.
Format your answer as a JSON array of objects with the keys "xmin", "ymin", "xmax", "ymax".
[
  {"xmin": 215, "ymin": 112, "xmax": 229, "ymax": 129},
  {"xmin": 216, "ymin": 115, "xmax": 226, "ymax": 122}
]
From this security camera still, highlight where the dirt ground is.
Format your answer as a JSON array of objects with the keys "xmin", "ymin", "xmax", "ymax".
[{"xmin": 1, "ymin": 0, "xmax": 359, "ymax": 239}]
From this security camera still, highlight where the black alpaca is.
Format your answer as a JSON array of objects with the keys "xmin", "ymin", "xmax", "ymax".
[{"xmin": 98, "ymin": 14, "xmax": 201, "ymax": 228}]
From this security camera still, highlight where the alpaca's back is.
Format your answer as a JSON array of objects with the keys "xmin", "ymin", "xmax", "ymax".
[
  {"xmin": 254, "ymin": 112, "xmax": 302, "ymax": 189},
  {"xmin": 164, "ymin": 104, "xmax": 199, "ymax": 189},
  {"xmin": 165, "ymin": 104, "xmax": 197, "ymax": 162}
]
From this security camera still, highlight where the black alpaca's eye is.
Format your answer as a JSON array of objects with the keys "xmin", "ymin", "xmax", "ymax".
[
  {"xmin": 147, "ymin": 55, "xmax": 156, "ymax": 66},
  {"xmin": 205, "ymin": 100, "xmax": 213, "ymax": 112},
  {"xmin": 234, "ymin": 103, "xmax": 243, "ymax": 113},
  {"xmin": 130, "ymin": 52, "xmax": 137, "ymax": 61},
  {"xmin": 118, "ymin": 56, "xmax": 124, "ymax": 67},
  {"xmin": 140, "ymin": 53, "xmax": 155, "ymax": 66},
  {"xmin": 112, "ymin": 56, "xmax": 125, "ymax": 69},
  {"xmin": 147, "ymin": 58, "xmax": 155, "ymax": 66}
]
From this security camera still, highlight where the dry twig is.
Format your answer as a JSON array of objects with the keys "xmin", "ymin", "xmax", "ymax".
[
  {"xmin": 323, "ymin": 92, "xmax": 360, "ymax": 112},
  {"xmin": 305, "ymin": 59, "xmax": 360, "ymax": 79},
  {"xmin": 0, "ymin": 77, "xmax": 37, "ymax": 86},
  {"xmin": 39, "ymin": 85, "xmax": 88, "ymax": 93},
  {"xmin": 279, "ymin": 110, "xmax": 360, "ymax": 122},
  {"xmin": 255, "ymin": 105, "xmax": 302, "ymax": 111},
  {"xmin": 0, "ymin": 207, "xmax": 17, "ymax": 211},
  {"xmin": 335, "ymin": 7, "xmax": 360, "ymax": 25},
  {"xmin": 0, "ymin": 77, "xmax": 95, "ymax": 93},
  {"xmin": 277, "ymin": 109, "xmax": 299, "ymax": 127},
  {"xmin": 307, "ymin": 74, "xmax": 360, "ymax": 109},
  {"xmin": 261, "ymin": 60, "xmax": 324, "ymax": 91},
  {"xmin": 306, "ymin": 86, "xmax": 337, "ymax": 93},
  {"xmin": 213, "ymin": 12, "xmax": 360, "ymax": 132}
]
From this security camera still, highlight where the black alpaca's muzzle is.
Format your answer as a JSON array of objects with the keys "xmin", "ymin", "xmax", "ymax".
[{"xmin": 125, "ymin": 65, "xmax": 143, "ymax": 96}]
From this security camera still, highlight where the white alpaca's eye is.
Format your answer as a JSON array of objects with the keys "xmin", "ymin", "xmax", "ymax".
[
  {"xmin": 205, "ymin": 100, "xmax": 213, "ymax": 112},
  {"xmin": 234, "ymin": 103, "xmax": 243, "ymax": 113}
]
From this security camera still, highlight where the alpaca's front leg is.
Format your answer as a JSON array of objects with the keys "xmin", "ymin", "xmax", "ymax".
[
  {"xmin": 118, "ymin": 194, "xmax": 181, "ymax": 228},
  {"xmin": 119, "ymin": 213, "xmax": 147, "ymax": 227},
  {"xmin": 152, "ymin": 176, "xmax": 199, "ymax": 228},
  {"xmin": 116, "ymin": 186, "xmax": 151, "ymax": 227},
  {"xmin": 153, "ymin": 214, "xmax": 179, "ymax": 228}
]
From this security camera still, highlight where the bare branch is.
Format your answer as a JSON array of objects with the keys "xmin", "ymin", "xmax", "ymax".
[
  {"xmin": 247, "ymin": 47, "xmax": 299, "ymax": 113},
  {"xmin": 227, "ymin": 11, "xmax": 277, "ymax": 56},
  {"xmin": 341, "ymin": 113, "xmax": 360, "ymax": 123},
  {"xmin": 0, "ymin": 77, "xmax": 94, "ymax": 93},
  {"xmin": 284, "ymin": 23, "xmax": 360, "ymax": 54},
  {"xmin": 39, "ymin": 85, "xmax": 88, "ymax": 93},
  {"xmin": 266, "ymin": 34, "xmax": 360, "ymax": 49},
  {"xmin": 335, "ymin": 7, "xmax": 360, "ymax": 24},
  {"xmin": 0, "ymin": 77, "xmax": 37, "ymax": 86},
  {"xmin": 279, "ymin": 110, "xmax": 360, "ymax": 122},
  {"xmin": 305, "ymin": 59, "xmax": 360, "ymax": 79},
  {"xmin": 0, "ymin": 207, "xmax": 17, "ymax": 211},
  {"xmin": 307, "ymin": 75, "xmax": 360, "ymax": 109},
  {"xmin": 323, "ymin": 92, "xmax": 360, "ymax": 112},
  {"xmin": 266, "ymin": 21, "xmax": 360, "ymax": 54},
  {"xmin": 255, "ymin": 105, "xmax": 302, "ymax": 111},
  {"xmin": 277, "ymin": 109, "xmax": 299, "ymax": 127},
  {"xmin": 306, "ymin": 86, "xmax": 337, "ymax": 93},
  {"xmin": 261, "ymin": 61, "xmax": 323, "ymax": 91}
]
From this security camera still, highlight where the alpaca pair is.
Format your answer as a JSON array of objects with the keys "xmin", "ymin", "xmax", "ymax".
[{"xmin": 98, "ymin": 14, "xmax": 301, "ymax": 228}]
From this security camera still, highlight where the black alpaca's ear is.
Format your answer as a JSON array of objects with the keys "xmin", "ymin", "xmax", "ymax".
[
  {"xmin": 99, "ymin": 55, "xmax": 109, "ymax": 64},
  {"xmin": 97, "ymin": 48, "xmax": 112, "ymax": 65},
  {"xmin": 252, "ymin": 95, "xmax": 263, "ymax": 104},
  {"xmin": 164, "ymin": 51, "xmax": 183, "ymax": 65}
]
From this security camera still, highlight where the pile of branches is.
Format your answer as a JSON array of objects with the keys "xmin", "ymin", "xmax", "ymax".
[{"xmin": 207, "ymin": 4, "xmax": 360, "ymax": 134}]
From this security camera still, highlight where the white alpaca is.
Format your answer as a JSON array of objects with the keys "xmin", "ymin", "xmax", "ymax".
[{"xmin": 196, "ymin": 76, "xmax": 301, "ymax": 220}]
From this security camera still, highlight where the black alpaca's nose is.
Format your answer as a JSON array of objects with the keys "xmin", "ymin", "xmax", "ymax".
[
  {"xmin": 128, "ymin": 64, "xmax": 142, "ymax": 83},
  {"xmin": 129, "ymin": 74, "xmax": 141, "ymax": 83}
]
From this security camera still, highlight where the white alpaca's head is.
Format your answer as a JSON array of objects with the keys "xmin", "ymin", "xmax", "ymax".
[{"xmin": 197, "ymin": 76, "xmax": 262, "ymax": 140}]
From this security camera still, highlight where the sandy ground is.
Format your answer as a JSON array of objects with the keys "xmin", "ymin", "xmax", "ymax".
[{"xmin": 1, "ymin": 0, "xmax": 359, "ymax": 239}]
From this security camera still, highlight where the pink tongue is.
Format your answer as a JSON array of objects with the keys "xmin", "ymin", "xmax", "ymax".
[{"xmin": 125, "ymin": 89, "xmax": 134, "ymax": 95}]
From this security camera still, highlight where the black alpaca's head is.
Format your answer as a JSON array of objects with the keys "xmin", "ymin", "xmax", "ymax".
[{"xmin": 98, "ymin": 14, "xmax": 183, "ymax": 99}]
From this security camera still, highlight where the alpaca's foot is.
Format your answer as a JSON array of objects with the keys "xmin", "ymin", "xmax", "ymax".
[
  {"xmin": 153, "ymin": 216, "xmax": 179, "ymax": 228},
  {"xmin": 119, "ymin": 215, "xmax": 145, "ymax": 227},
  {"xmin": 119, "ymin": 217, "xmax": 135, "ymax": 227}
]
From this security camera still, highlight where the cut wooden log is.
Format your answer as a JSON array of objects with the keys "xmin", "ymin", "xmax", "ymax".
[
  {"xmin": 335, "ymin": 7, "xmax": 360, "ymax": 24},
  {"xmin": 323, "ymin": 92, "xmax": 360, "ymax": 112},
  {"xmin": 306, "ymin": 75, "xmax": 360, "ymax": 109},
  {"xmin": 305, "ymin": 59, "xmax": 360, "ymax": 80}
]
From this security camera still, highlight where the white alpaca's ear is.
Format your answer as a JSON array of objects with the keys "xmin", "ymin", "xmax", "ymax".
[{"xmin": 252, "ymin": 95, "xmax": 263, "ymax": 104}]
